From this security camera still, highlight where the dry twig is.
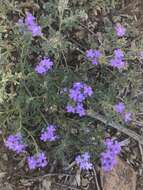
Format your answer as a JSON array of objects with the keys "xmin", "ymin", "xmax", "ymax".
[
  {"xmin": 87, "ymin": 110, "xmax": 143, "ymax": 145},
  {"xmin": 93, "ymin": 168, "xmax": 101, "ymax": 190}
]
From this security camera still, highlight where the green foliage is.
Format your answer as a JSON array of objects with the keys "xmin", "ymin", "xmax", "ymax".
[{"xmin": 0, "ymin": 0, "xmax": 142, "ymax": 169}]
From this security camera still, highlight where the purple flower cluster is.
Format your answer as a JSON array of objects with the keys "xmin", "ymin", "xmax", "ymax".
[
  {"xmin": 17, "ymin": 12, "xmax": 42, "ymax": 37},
  {"xmin": 115, "ymin": 23, "xmax": 126, "ymax": 37},
  {"xmin": 25, "ymin": 12, "xmax": 42, "ymax": 37},
  {"xmin": 66, "ymin": 82, "xmax": 93, "ymax": 116},
  {"xmin": 35, "ymin": 58, "xmax": 53, "ymax": 75},
  {"xmin": 85, "ymin": 49, "xmax": 102, "ymax": 65},
  {"xmin": 110, "ymin": 49, "xmax": 126, "ymax": 69},
  {"xmin": 114, "ymin": 102, "xmax": 125, "ymax": 114},
  {"xmin": 114, "ymin": 102, "xmax": 132, "ymax": 123},
  {"xmin": 27, "ymin": 152, "xmax": 48, "ymax": 170},
  {"xmin": 5, "ymin": 133, "xmax": 27, "ymax": 154},
  {"xmin": 40, "ymin": 124, "xmax": 58, "ymax": 142},
  {"xmin": 101, "ymin": 138, "xmax": 121, "ymax": 172},
  {"xmin": 75, "ymin": 152, "xmax": 93, "ymax": 170}
]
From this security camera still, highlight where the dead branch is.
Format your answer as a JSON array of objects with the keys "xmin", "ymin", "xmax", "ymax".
[{"xmin": 87, "ymin": 110, "xmax": 143, "ymax": 145}]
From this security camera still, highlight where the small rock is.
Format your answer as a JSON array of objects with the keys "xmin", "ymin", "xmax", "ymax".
[{"xmin": 101, "ymin": 157, "xmax": 137, "ymax": 190}]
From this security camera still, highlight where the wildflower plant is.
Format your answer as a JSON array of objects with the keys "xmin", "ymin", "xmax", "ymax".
[
  {"xmin": 5, "ymin": 133, "xmax": 27, "ymax": 154},
  {"xmin": 0, "ymin": 0, "xmax": 142, "ymax": 175}
]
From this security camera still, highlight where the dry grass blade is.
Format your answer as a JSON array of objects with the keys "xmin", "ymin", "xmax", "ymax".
[
  {"xmin": 58, "ymin": 0, "xmax": 69, "ymax": 15},
  {"xmin": 87, "ymin": 110, "xmax": 143, "ymax": 145},
  {"xmin": 93, "ymin": 168, "xmax": 101, "ymax": 190}
]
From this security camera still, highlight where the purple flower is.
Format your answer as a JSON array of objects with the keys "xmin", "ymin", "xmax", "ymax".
[
  {"xmin": 35, "ymin": 58, "xmax": 53, "ymax": 75},
  {"xmin": 94, "ymin": 50, "xmax": 102, "ymax": 58},
  {"xmin": 27, "ymin": 156, "xmax": 37, "ymax": 170},
  {"xmin": 28, "ymin": 24, "xmax": 42, "ymax": 37},
  {"xmin": 83, "ymin": 85, "xmax": 93, "ymax": 97},
  {"xmin": 92, "ymin": 58, "xmax": 98, "ymax": 65},
  {"xmin": 27, "ymin": 152, "xmax": 48, "ymax": 170},
  {"xmin": 110, "ymin": 48, "xmax": 126, "ymax": 69},
  {"xmin": 40, "ymin": 125, "xmax": 58, "ymax": 142},
  {"xmin": 69, "ymin": 89, "xmax": 80, "ymax": 102},
  {"xmin": 114, "ymin": 49, "xmax": 124, "ymax": 59},
  {"xmin": 25, "ymin": 12, "xmax": 35, "ymax": 26},
  {"xmin": 101, "ymin": 151, "xmax": 117, "ymax": 172},
  {"xmin": 75, "ymin": 103, "xmax": 86, "ymax": 117},
  {"xmin": 66, "ymin": 82, "xmax": 93, "ymax": 117},
  {"xmin": 5, "ymin": 133, "xmax": 27, "ymax": 154},
  {"xmin": 75, "ymin": 152, "xmax": 93, "ymax": 170},
  {"xmin": 66, "ymin": 105, "xmax": 75, "ymax": 113},
  {"xmin": 25, "ymin": 12, "xmax": 42, "ymax": 37},
  {"xmin": 110, "ymin": 58, "xmax": 126, "ymax": 69},
  {"xmin": 114, "ymin": 102, "xmax": 133, "ymax": 123},
  {"xmin": 69, "ymin": 82, "xmax": 93, "ymax": 102},
  {"xmin": 124, "ymin": 112, "xmax": 132, "ymax": 123},
  {"xmin": 101, "ymin": 139, "xmax": 121, "ymax": 172},
  {"xmin": 112, "ymin": 140, "xmax": 121, "ymax": 155},
  {"xmin": 77, "ymin": 93, "xmax": 86, "ymax": 102},
  {"xmin": 69, "ymin": 85, "xmax": 86, "ymax": 103},
  {"xmin": 85, "ymin": 49, "xmax": 102, "ymax": 65},
  {"xmin": 114, "ymin": 102, "xmax": 125, "ymax": 114},
  {"xmin": 85, "ymin": 49, "xmax": 95, "ymax": 59},
  {"xmin": 86, "ymin": 49, "xmax": 102, "ymax": 59},
  {"xmin": 115, "ymin": 23, "xmax": 126, "ymax": 37},
  {"xmin": 73, "ymin": 82, "xmax": 84, "ymax": 90},
  {"xmin": 105, "ymin": 139, "xmax": 121, "ymax": 155},
  {"xmin": 36, "ymin": 152, "xmax": 48, "ymax": 168}
]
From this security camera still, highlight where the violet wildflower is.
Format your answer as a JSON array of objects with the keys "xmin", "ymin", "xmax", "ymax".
[
  {"xmin": 94, "ymin": 50, "xmax": 102, "ymax": 58},
  {"xmin": 124, "ymin": 112, "xmax": 132, "ymax": 123},
  {"xmin": 110, "ymin": 48, "xmax": 126, "ymax": 69},
  {"xmin": 69, "ymin": 89, "xmax": 80, "ymax": 102},
  {"xmin": 66, "ymin": 82, "xmax": 93, "ymax": 117},
  {"xmin": 92, "ymin": 58, "xmax": 98, "ymax": 65},
  {"xmin": 104, "ymin": 139, "xmax": 121, "ymax": 155},
  {"xmin": 83, "ymin": 85, "xmax": 93, "ymax": 97},
  {"xmin": 69, "ymin": 82, "xmax": 93, "ymax": 102},
  {"xmin": 66, "ymin": 105, "xmax": 75, "ymax": 113},
  {"xmin": 114, "ymin": 102, "xmax": 132, "ymax": 123},
  {"xmin": 36, "ymin": 152, "xmax": 48, "ymax": 168},
  {"xmin": 115, "ymin": 23, "xmax": 126, "ymax": 37},
  {"xmin": 27, "ymin": 152, "xmax": 48, "ymax": 170},
  {"xmin": 85, "ymin": 49, "xmax": 102, "ymax": 65},
  {"xmin": 101, "ymin": 138, "xmax": 121, "ymax": 172},
  {"xmin": 85, "ymin": 49, "xmax": 96, "ymax": 59},
  {"xmin": 110, "ymin": 58, "xmax": 126, "ymax": 69},
  {"xmin": 25, "ymin": 12, "xmax": 42, "ymax": 37},
  {"xmin": 73, "ymin": 82, "xmax": 84, "ymax": 90},
  {"xmin": 5, "ymin": 133, "xmax": 27, "ymax": 154},
  {"xmin": 25, "ymin": 12, "xmax": 36, "ymax": 25},
  {"xmin": 29, "ymin": 25, "xmax": 42, "ymax": 37},
  {"xmin": 75, "ymin": 103, "xmax": 86, "ymax": 117},
  {"xmin": 69, "ymin": 89, "xmax": 85, "ymax": 102},
  {"xmin": 114, "ymin": 49, "xmax": 124, "ymax": 59},
  {"xmin": 40, "ymin": 125, "xmax": 58, "ymax": 142},
  {"xmin": 114, "ymin": 102, "xmax": 125, "ymax": 114},
  {"xmin": 27, "ymin": 156, "xmax": 37, "ymax": 170},
  {"xmin": 17, "ymin": 12, "xmax": 42, "ymax": 37},
  {"xmin": 35, "ymin": 58, "xmax": 53, "ymax": 75},
  {"xmin": 75, "ymin": 152, "xmax": 93, "ymax": 170},
  {"xmin": 101, "ymin": 151, "xmax": 117, "ymax": 172}
]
